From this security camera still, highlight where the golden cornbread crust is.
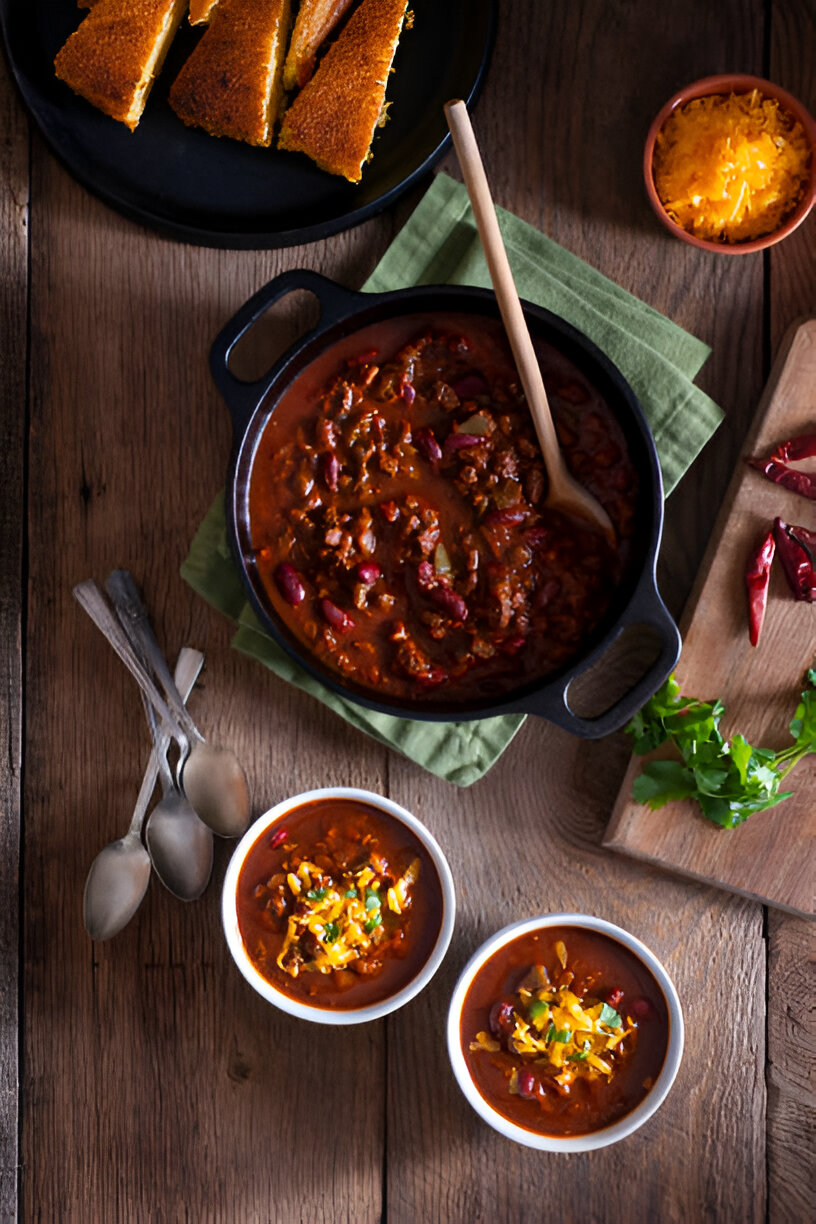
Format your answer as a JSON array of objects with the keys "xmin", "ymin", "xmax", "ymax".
[
  {"xmin": 282, "ymin": 0, "xmax": 355, "ymax": 92},
  {"xmin": 188, "ymin": 0, "xmax": 221, "ymax": 24},
  {"xmin": 278, "ymin": 0, "xmax": 409, "ymax": 182},
  {"xmin": 54, "ymin": 0, "xmax": 186, "ymax": 131},
  {"xmin": 169, "ymin": 0, "xmax": 292, "ymax": 146}
]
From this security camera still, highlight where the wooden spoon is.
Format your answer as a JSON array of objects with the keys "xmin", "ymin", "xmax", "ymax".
[{"xmin": 444, "ymin": 98, "xmax": 615, "ymax": 545}]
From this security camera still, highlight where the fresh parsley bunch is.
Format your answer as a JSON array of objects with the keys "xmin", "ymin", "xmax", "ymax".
[{"xmin": 625, "ymin": 669, "xmax": 816, "ymax": 828}]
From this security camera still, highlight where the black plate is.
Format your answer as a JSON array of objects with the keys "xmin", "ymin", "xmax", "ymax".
[{"xmin": 0, "ymin": 0, "xmax": 497, "ymax": 247}]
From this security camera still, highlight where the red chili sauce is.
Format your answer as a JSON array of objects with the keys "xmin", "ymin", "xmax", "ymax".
[
  {"xmin": 460, "ymin": 926, "xmax": 669, "ymax": 1137},
  {"xmin": 248, "ymin": 314, "xmax": 638, "ymax": 705},
  {"xmin": 236, "ymin": 798, "xmax": 444, "ymax": 1011}
]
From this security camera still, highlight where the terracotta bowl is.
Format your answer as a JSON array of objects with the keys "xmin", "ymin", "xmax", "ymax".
[{"xmin": 643, "ymin": 73, "xmax": 816, "ymax": 254}]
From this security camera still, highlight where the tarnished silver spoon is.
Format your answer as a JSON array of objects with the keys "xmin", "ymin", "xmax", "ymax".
[
  {"xmin": 106, "ymin": 570, "xmax": 252, "ymax": 839},
  {"xmin": 73, "ymin": 578, "xmax": 251, "ymax": 839},
  {"xmin": 83, "ymin": 760, "xmax": 154, "ymax": 941},
  {"xmin": 82, "ymin": 646, "xmax": 206, "ymax": 939},
  {"xmin": 142, "ymin": 686, "xmax": 214, "ymax": 901}
]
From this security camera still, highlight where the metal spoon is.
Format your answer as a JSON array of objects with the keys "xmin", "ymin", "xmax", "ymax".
[
  {"xmin": 444, "ymin": 99, "xmax": 616, "ymax": 546},
  {"xmin": 142, "ymin": 657, "xmax": 214, "ymax": 901},
  {"xmin": 83, "ymin": 756, "xmax": 154, "ymax": 941},
  {"xmin": 73, "ymin": 577, "xmax": 251, "ymax": 839},
  {"xmin": 82, "ymin": 647, "xmax": 205, "ymax": 939},
  {"xmin": 106, "ymin": 569, "xmax": 252, "ymax": 839}
]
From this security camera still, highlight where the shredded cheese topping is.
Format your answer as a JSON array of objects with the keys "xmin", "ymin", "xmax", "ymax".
[
  {"xmin": 653, "ymin": 89, "xmax": 812, "ymax": 243},
  {"xmin": 470, "ymin": 948, "xmax": 637, "ymax": 1092},
  {"xmin": 275, "ymin": 854, "xmax": 419, "ymax": 976}
]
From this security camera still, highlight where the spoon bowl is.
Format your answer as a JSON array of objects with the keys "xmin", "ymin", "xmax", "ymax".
[
  {"xmin": 182, "ymin": 742, "xmax": 252, "ymax": 839},
  {"xmin": 83, "ymin": 757, "xmax": 155, "ymax": 942},
  {"xmin": 146, "ymin": 789, "xmax": 214, "ymax": 899},
  {"xmin": 142, "ymin": 649, "xmax": 214, "ymax": 900}
]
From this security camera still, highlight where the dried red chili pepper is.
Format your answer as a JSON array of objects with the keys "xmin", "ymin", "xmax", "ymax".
[
  {"xmin": 745, "ymin": 528, "xmax": 776, "ymax": 646},
  {"xmin": 749, "ymin": 433, "xmax": 816, "ymax": 500},
  {"xmin": 773, "ymin": 518, "xmax": 816, "ymax": 602}
]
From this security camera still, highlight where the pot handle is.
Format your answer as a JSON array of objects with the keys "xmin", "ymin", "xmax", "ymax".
[
  {"xmin": 518, "ymin": 574, "xmax": 681, "ymax": 739},
  {"xmin": 209, "ymin": 270, "xmax": 367, "ymax": 437}
]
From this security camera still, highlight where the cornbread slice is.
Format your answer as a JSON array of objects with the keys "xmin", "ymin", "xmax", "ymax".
[
  {"xmin": 278, "ymin": 0, "xmax": 410, "ymax": 182},
  {"xmin": 169, "ymin": 0, "xmax": 292, "ymax": 146},
  {"xmin": 55, "ymin": 0, "xmax": 187, "ymax": 131},
  {"xmin": 282, "ymin": 0, "xmax": 355, "ymax": 92},
  {"xmin": 188, "ymin": 0, "xmax": 221, "ymax": 23}
]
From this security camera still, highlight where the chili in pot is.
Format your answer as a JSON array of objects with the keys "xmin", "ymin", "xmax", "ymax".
[{"xmin": 247, "ymin": 314, "xmax": 639, "ymax": 706}]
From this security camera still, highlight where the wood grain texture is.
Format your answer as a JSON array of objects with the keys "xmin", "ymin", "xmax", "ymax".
[
  {"xmin": 605, "ymin": 320, "xmax": 816, "ymax": 918},
  {"xmin": 766, "ymin": 5, "xmax": 816, "ymax": 1217},
  {"xmin": 766, "ymin": 912, "xmax": 815, "ymax": 1224},
  {"xmin": 22, "ymin": 124, "xmax": 396, "ymax": 1221},
  {"xmin": 0, "ymin": 50, "xmax": 28, "ymax": 1224},
  {"xmin": 7, "ymin": 0, "xmax": 815, "ymax": 1220}
]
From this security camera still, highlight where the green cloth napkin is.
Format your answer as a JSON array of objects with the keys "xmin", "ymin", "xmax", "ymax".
[{"xmin": 182, "ymin": 172, "xmax": 723, "ymax": 787}]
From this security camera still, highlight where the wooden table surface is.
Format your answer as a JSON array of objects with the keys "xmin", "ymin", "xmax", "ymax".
[{"xmin": 2, "ymin": 2, "xmax": 814, "ymax": 1221}]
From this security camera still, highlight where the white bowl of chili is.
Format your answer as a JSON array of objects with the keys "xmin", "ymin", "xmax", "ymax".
[
  {"xmin": 447, "ymin": 914, "xmax": 683, "ymax": 1150},
  {"xmin": 222, "ymin": 787, "xmax": 455, "ymax": 1024}
]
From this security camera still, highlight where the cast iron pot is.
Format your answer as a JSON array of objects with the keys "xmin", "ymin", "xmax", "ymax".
[{"xmin": 210, "ymin": 270, "xmax": 680, "ymax": 738}]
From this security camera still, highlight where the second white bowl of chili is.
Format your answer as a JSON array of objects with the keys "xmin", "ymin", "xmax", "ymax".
[{"xmin": 447, "ymin": 913, "xmax": 683, "ymax": 1150}]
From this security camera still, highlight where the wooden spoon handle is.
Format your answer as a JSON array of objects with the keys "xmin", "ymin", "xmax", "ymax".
[{"xmin": 443, "ymin": 98, "xmax": 564, "ymax": 473}]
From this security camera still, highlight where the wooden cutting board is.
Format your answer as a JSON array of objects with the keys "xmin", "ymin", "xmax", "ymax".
[{"xmin": 605, "ymin": 317, "xmax": 816, "ymax": 919}]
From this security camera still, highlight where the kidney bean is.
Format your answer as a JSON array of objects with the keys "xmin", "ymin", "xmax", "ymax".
[
  {"xmin": 605, "ymin": 988, "xmax": 624, "ymax": 1009},
  {"xmin": 483, "ymin": 506, "xmax": 528, "ymax": 527},
  {"xmin": 451, "ymin": 373, "xmax": 487, "ymax": 398},
  {"xmin": 489, "ymin": 999, "xmax": 515, "ymax": 1038},
  {"xmin": 416, "ymin": 561, "xmax": 435, "ymax": 589},
  {"xmin": 631, "ymin": 997, "xmax": 652, "ymax": 1019},
  {"xmin": 274, "ymin": 562, "xmax": 306, "ymax": 606},
  {"xmin": 269, "ymin": 827, "xmax": 289, "ymax": 849},
  {"xmin": 320, "ymin": 599, "xmax": 355, "ymax": 632},
  {"xmin": 399, "ymin": 373, "xmax": 416, "ymax": 407},
  {"xmin": 357, "ymin": 562, "xmax": 381, "ymax": 585},
  {"xmin": 324, "ymin": 451, "xmax": 340, "ymax": 491},
  {"xmin": 430, "ymin": 585, "xmax": 468, "ymax": 621},
  {"xmin": 517, "ymin": 1070, "xmax": 537, "ymax": 1100},
  {"xmin": 504, "ymin": 636, "xmax": 526, "ymax": 652},
  {"xmin": 444, "ymin": 432, "xmax": 483, "ymax": 453},
  {"xmin": 525, "ymin": 526, "xmax": 551, "ymax": 547},
  {"xmin": 414, "ymin": 427, "xmax": 442, "ymax": 463}
]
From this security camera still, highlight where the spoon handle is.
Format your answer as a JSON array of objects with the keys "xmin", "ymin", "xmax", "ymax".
[
  {"xmin": 106, "ymin": 569, "xmax": 201, "ymax": 742},
  {"xmin": 127, "ymin": 648, "xmax": 205, "ymax": 836},
  {"xmin": 443, "ymin": 99, "xmax": 564, "ymax": 471},
  {"xmin": 72, "ymin": 580, "xmax": 189, "ymax": 751}
]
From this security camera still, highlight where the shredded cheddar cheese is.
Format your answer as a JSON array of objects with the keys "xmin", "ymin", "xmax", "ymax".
[
  {"xmin": 469, "ymin": 956, "xmax": 638, "ymax": 1092},
  {"xmin": 653, "ymin": 89, "xmax": 812, "ymax": 243},
  {"xmin": 275, "ymin": 855, "xmax": 420, "ymax": 976}
]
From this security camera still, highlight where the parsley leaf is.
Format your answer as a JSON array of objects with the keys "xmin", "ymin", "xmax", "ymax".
[{"xmin": 626, "ymin": 669, "xmax": 816, "ymax": 828}]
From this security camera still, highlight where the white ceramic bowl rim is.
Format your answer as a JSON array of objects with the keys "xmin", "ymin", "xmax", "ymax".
[
  {"xmin": 222, "ymin": 786, "xmax": 456, "ymax": 1025},
  {"xmin": 447, "ymin": 913, "xmax": 684, "ymax": 1151}
]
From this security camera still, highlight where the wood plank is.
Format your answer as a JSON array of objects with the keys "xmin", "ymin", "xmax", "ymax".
[
  {"xmin": 767, "ymin": 4, "xmax": 816, "ymax": 1218},
  {"xmin": 21, "ymin": 126, "xmax": 395, "ymax": 1220},
  {"xmin": 0, "ymin": 49, "xmax": 28, "ymax": 1224},
  {"xmin": 605, "ymin": 320, "xmax": 816, "ymax": 917},
  {"xmin": 766, "ymin": 912, "xmax": 815, "ymax": 1224},
  {"xmin": 387, "ymin": 0, "xmax": 768, "ymax": 1218}
]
